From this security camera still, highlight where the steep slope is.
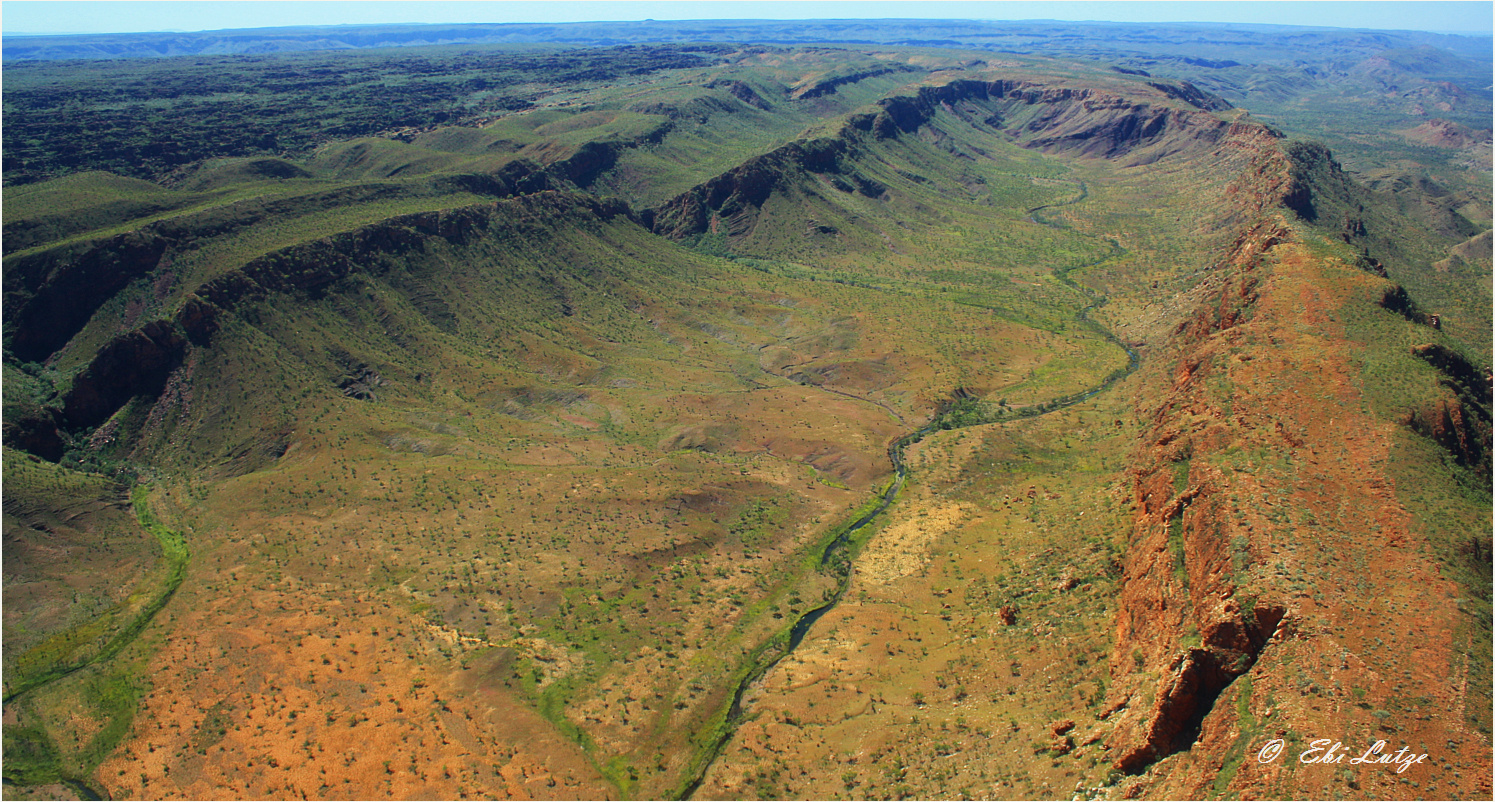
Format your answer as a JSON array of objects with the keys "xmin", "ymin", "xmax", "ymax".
[
  {"xmin": 651, "ymin": 76, "xmax": 1242, "ymax": 242},
  {"xmin": 1098, "ymin": 139, "xmax": 1491, "ymax": 798}
]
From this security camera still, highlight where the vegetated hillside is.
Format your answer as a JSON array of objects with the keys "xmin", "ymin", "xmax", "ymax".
[
  {"xmin": 9, "ymin": 20, "xmax": 1489, "ymax": 184},
  {"xmin": 2, "ymin": 42, "xmax": 1489, "ymax": 802}
]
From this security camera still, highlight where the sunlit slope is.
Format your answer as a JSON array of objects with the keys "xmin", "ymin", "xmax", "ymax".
[
  {"xmin": 2, "ymin": 54, "xmax": 1164, "ymax": 799},
  {"xmin": 3, "ymin": 44, "xmax": 1488, "ymax": 802},
  {"xmin": 7, "ymin": 178, "xmax": 1105, "ymax": 797},
  {"xmin": 666, "ymin": 66, "xmax": 1492, "ymax": 802}
]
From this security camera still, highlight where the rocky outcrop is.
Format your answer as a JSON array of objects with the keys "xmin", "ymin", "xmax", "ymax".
[
  {"xmin": 1146, "ymin": 81, "xmax": 1233, "ymax": 111},
  {"xmin": 1405, "ymin": 394, "xmax": 1491, "ymax": 477},
  {"xmin": 1104, "ymin": 219, "xmax": 1295, "ymax": 775},
  {"xmin": 1402, "ymin": 118, "xmax": 1493, "ymax": 150},
  {"xmin": 792, "ymin": 66, "xmax": 923, "ymax": 100},
  {"xmin": 1, "ymin": 407, "xmax": 65, "ymax": 462},
  {"xmin": 1100, "ymin": 115, "xmax": 1491, "ymax": 798},
  {"xmin": 1279, "ymin": 141, "xmax": 1348, "ymax": 223},
  {"xmin": 439, "ymin": 159, "xmax": 555, "ymax": 198},
  {"xmin": 707, "ymin": 79, "xmax": 773, "ymax": 110},
  {"xmin": 60, "ymin": 320, "xmax": 188, "ymax": 431},
  {"xmin": 549, "ymin": 122, "xmax": 674, "ymax": 188},
  {"xmin": 339, "ymin": 365, "xmax": 388, "ymax": 401},
  {"xmin": 860, "ymin": 78, "xmax": 1237, "ymax": 163},
  {"xmin": 1377, "ymin": 284, "xmax": 1441, "ymax": 326},
  {"xmin": 1111, "ymin": 633, "xmax": 1281, "ymax": 775},
  {"xmin": 1405, "ymin": 343, "xmax": 1493, "ymax": 477}
]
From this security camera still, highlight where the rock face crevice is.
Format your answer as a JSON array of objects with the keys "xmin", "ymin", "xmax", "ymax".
[
  {"xmin": 1113, "ymin": 599, "xmax": 1286, "ymax": 774},
  {"xmin": 1101, "ymin": 128, "xmax": 1308, "ymax": 778}
]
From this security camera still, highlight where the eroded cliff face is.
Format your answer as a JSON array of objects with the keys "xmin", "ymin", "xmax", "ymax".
[
  {"xmin": 1, "ymin": 158, "xmax": 596, "ymax": 370},
  {"xmin": 647, "ymin": 137, "xmax": 852, "ymax": 238},
  {"xmin": 650, "ymin": 75, "xmax": 1242, "ymax": 240},
  {"xmin": 1103, "ymin": 218, "xmax": 1293, "ymax": 778},
  {"xmin": 4, "ymin": 230, "xmax": 172, "ymax": 363},
  {"xmin": 24, "ymin": 192, "xmax": 637, "ymax": 456},
  {"xmin": 1404, "ymin": 343, "xmax": 1493, "ymax": 478},
  {"xmin": 1100, "ymin": 138, "xmax": 1492, "ymax": 798},
  {"xmin": 864, "ymin": 77, "xmax": 1234, "ymax": 159}
]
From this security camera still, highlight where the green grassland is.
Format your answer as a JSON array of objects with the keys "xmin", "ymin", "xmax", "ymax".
[
  {"xmin": 106, "ymin": 184, "xmax": 1132, "ymax": 795},
  {"xmin": 2, "ymin": 454, "xmax": 188, "ymax": 796},
  {"xmin": 689, "ymin": 373, "xmax": 1140, "ymax": 800}
]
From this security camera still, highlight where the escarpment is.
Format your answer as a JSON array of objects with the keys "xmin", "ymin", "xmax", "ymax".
[
  {"xmin": 61, "ymin": 320, "xmax": 190, "ymax": 431},
  {"xmin": 1273, "ymin": 140, "xmax": 1492, "ymax": 478},
  {"xmin": 2, "ymin": 171, "xmax": 561, "ymax": 366},
  {"xmin": 4, "ymin": 230, "xmax": 172, "ymax": 363},
  {"xmin": 651, "ymin": 75, "xmax": 1242, "ymax": 240},
  {"xmin": 791, "ymin": 65, "xmax": 925, "ymax": 100},
  {"xmin": 1099, "ymin": 122, "xmax": 1491, "ymax": 797},
  {"xmin": 648, "ymin": 137, "xmax": 853, "ymax": 238},
  {"xmin": 860, "ymin": 77, "xmax": 1235, "ymax": 160},
  {"xmin": 15, "ymin": 192, "xmax": 639, "ymax": 460}
]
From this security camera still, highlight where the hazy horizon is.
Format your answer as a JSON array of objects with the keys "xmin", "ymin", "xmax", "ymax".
[{"xmin": 3, "ymin": 1, "xmax": 1491, "ymax": 37}]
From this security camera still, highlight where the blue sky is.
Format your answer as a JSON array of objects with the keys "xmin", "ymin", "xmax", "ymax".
[{"xmin": 4, "ymin": 1, "xmax": 1491, "ymax": 35}]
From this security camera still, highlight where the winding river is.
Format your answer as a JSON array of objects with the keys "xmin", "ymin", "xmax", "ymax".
[{"xmin": 678, "ymin": 181, "xmax": 1138, "ymax": 799}]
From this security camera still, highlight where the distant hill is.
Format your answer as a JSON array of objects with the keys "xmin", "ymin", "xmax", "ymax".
[{"xmin": 4, "ymin": 18, "xmax": 1490, "ymax": 65}]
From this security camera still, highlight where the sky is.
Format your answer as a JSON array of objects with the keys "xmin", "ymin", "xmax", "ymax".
[{"xmin": 3, "ymin": 1, "xmax": 1491, "ymax": 36}]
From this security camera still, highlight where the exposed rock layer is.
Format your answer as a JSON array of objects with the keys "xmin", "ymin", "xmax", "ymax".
[{"xmin": 1101, "ymin": 132, "xmax": 1491, "ymax": 798}]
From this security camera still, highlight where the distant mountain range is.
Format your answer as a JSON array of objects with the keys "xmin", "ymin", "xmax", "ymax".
[{"xmin": 5, "ymin": 18, "xmax": 1491, "ymax": 63}]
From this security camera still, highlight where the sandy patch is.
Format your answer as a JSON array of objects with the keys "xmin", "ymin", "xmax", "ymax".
[{"xmin": 855, "ymin": 502, "xmax": 977, "ymax": 584}]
